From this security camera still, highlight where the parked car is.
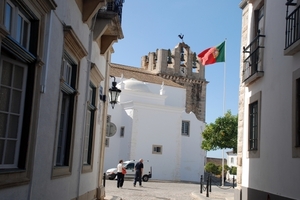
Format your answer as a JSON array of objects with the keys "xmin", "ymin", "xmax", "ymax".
[{"xmin": 105, "ymin": 160, "xmax": 152, "ymax": 182}]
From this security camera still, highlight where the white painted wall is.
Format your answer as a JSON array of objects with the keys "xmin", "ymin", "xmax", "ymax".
[
  {"xmin": 104, "ymin": 78, "xmax": 206, "ymax": 182},
  {"xmin": 0, "ymin": 1, "xmax": 108, "ymax": 200},
  {"xmin": 240, "ymin": 1, "xmax": 300, "ymax": 198}
]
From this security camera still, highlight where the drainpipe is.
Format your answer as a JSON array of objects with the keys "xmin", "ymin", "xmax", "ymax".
[{"xmin": 76, "ymin": 13, "xmax": 98, "ymax": 199}]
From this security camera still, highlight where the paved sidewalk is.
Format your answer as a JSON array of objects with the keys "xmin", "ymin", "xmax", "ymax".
[
  {"xmin": 191, "ymin": 184, "xmax": 235, "ymax": 200},
  {"xmin": 104, "ymin": 179, "xmax": 235, "ymax": 200}
]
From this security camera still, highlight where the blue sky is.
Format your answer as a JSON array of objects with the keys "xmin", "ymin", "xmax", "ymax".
[{"xmin": 111, "ymin": 1, "xmax": 242, "ymax": 159}]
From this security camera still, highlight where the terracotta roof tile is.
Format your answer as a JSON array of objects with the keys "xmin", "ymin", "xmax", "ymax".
[{"xmin": 110, "ymin": 63, "xmax": 184, "ymax": 88}]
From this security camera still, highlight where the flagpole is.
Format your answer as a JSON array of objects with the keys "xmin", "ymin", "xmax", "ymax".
[{"xmin": 222, "ymin": 38, "xmax": 227, "ymax": 187}]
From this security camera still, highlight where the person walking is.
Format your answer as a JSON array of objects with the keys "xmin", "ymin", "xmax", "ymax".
[
  {"xmin": 117, "ymin": 160, "xmax": 125, "ymax": 188},
  {"xmin": 133, "ymin": 159, "xmax": 144, "ymax": 187}
]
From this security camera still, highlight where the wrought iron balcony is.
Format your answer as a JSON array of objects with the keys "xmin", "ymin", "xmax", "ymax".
[
  {"xmin": 242, "ymin": 33, "xmax": 265, "ymax": 84},
  {"xmin": 106, "ymin": 0, "xmax": 124, "ymax": 24},
  {"xmin": 285, "ymin": 2, "xmax": 300, "ymax": 53},
  {"xmin": 93, "ymin": 0, "xmax": 124, "ymax": 54}
]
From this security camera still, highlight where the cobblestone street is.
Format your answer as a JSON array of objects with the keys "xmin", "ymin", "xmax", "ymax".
[{"xmin": 104, "ymin": 179, "xmax": 201, "ymax": 200}]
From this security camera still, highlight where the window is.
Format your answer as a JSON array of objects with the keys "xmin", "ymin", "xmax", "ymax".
[
  {"xmin": 253, "ymin": 4, "xmax": 264, "ymax": 71},
  {"xmin": 242, "ymin": 3, "xmax": 265, "ymax": 84},
  {"xmin": 52, "ymin": 54, "xmax": 78, "ymax": 178},
  {"xmin": 55, "ymin": 56, "xmax": 77, "ymax": 168},
  {"xmin": 99, "ymin": 86, "xmax": 105, "ymax": 101},
  {"xmin": 152, "ymin": 145, "xmax": 162, "ymax": 154},
  {"xmin": 293, "ymin": 69, "xmax": 300, "ymax": 158},
  {"xmin": 0, "ymin": 58, "xmax": 27, "ymax": 169},
  {"xmin": 82, "ymin": 62, "xmax": 103, "ymax": 172},
  {"xmin": 231, "ymin": 157, "xmax": 234, "ymax": 164},
  {"xmin": 52, "ymin": 25, "xmax": 87, "ymax": 178},
  {"xmin": 4, "ymin": 0, "xmax": 31, "ymax": 50},
  {"xmin": 249, "ymin": 101, "xmax": 258, "ymax": 151},
  {"xmin": 83, "ymin": 83, "xmax": 96, "ymax": 166},
  {"xmin": 120, "ymin": 126, "xmax": 125, "ymax": 137},
  {"xmin": 1, "ymin": 1, "xmax": 38, "ymax": 182},
  {"xmin": 248, "ymin": 91, "xmax": 261, "ymax": 158},
  {"xmin": 4, "ymin": 2, "xmax": 12, "ymax": 32},
  {"xmin": 62, "ymin": 61, "xmax": 72, "ymax": 85},
  {"xmin": 181, "ymin": 121, "xmax": 190, "ymax": 136},
  {"xmin": 0, "ymin": 0, "xmax": 51, "ymax": 189},
  {"xmin": 126, "ymin": 163, "xmax": 134, "ymax": 170},
  {"xmin": 296, "ymin": 78, "xmax": 300, "ymax": 147},
  {"xmin": 16, "ymin": 12, "xmax": 30, "ymax": 48},
  {"xmin": 254, "ymin": 5, "xmax": 264, "ymax": 37}
]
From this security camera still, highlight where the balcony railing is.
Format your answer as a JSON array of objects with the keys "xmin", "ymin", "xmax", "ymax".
[
  {"xmin": 285, "ymin": 4, "xmax": 300, "ymax": 50},
  {"xmin": 242, "ymin": 33, "xmax": 265, "ymax": 83},
  {"xmin": 106, "ymin": 0, "xmax": 124, "ymax": 24}
]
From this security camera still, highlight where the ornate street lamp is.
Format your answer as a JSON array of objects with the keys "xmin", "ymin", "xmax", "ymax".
[{"xmin": 108, "ymin": 76, "xmax": 121, "ymax": 109}]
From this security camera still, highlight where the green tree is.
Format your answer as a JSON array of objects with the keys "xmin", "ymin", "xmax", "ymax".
[
  {"xmin": 217, "ymin": 164, "xmax": 230, "ymax": 175},
  {"xmin": 229, "ymin": 166, "xmax": 237, "ymax": 175},
  {"xmin": 205, "ymin": 162, "xmax": 230, "ymax": 176},
  {"xmin": 204, "ymin": 162, "xmax": 218, "ymax": 175},
  {"xmin": 201, "ymin": 110, "xmax": 238, "ymax": 152}
]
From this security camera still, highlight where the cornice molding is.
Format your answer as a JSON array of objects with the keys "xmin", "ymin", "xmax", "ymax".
[
  {"xmin": 63, "ymin": 26, "xmax": 88, "ymax": 61},
  {"xmin": 239, "ymin": 0, "xmax": 248, "ymax": 9},
  {"xmin": 2, "ymin": 36, "xmax": 36, "ymax": 63},
  {"xmin": 29, "ymin": 0, "xmax": 57, "ymax": 14},
  {"xmin": 90, "ymin": 63, "xmax": 104, "ymax": 84}
]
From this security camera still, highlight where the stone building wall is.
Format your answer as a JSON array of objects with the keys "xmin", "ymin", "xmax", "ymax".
[{"xmin": 237, "ymin": 0, "xmax": 249, "ymax": 192}]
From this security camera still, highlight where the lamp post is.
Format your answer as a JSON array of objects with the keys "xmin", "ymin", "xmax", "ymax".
[{"xmin": 108, "ymin": 76, "xmax": 121, "ymax": 109}]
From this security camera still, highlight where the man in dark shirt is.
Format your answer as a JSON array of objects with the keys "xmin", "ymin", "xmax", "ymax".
[{"xmin": 133, "ymin": 159, "xmax": 144, "ymax": 187}]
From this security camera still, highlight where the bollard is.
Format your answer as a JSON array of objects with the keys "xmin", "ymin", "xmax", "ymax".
[
  {"xmin": 233, "ymin": 176, "xmax": 235, "ymax": 189},
  {"xmin": 206, "ymin": 177, "xmax": 209, "ymax": 197},
  {"xmin": 103, "ymin": 173, "xmax": 106, "ymax": 187},
  {"xmin": 200, "ymin": 175, "xmax": 203, "ymax": 193},
  {"xmin": 209, "ymin": 175, "xmax": 212, "ymax": 192},
  {"xmin": 220, "ymin": 176, "xmax": 222, "ymax": 186}
]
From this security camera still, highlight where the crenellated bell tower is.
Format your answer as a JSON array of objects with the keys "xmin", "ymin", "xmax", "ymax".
[{"xmin": 141, "ymin": 42, "xmax": 208, "ymax": 122}]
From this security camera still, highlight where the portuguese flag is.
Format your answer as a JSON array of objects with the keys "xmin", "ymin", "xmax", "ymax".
[{"xmin": 198, "ymin": 41, "xmax": 225, "ymax": 66}]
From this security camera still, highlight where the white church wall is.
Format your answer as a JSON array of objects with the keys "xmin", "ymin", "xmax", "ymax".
[
  {"xmin": 105, "ymin": 78, "xmax": 206, "ymax": 182},
  {"xmin": 129, "ymin": 105, "xmax": 183, "ymax": 181},
  {"xmin": 180, "ymin": 112, "xmax": 206, "ymax": 182},
  {"xmin": 104, "ymin": 105, "xmax": 133, "ymax": 171},
  {"xmin": 120, "ymin": 90, "xmax": 166, "ymax": 106},
  {"xmin": 146, "ymin": 82, "xmax": 186, "ymax": 107}
]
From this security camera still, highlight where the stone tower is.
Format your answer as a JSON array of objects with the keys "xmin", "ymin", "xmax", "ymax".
[{"xmin": 141, "ymin": 42, "xmax": 208, "ymax": 122}]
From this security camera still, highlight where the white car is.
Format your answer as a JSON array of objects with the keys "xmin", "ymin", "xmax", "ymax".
[{"xmin": 105, "ymin": 160, "xmax": 152, "ymax": 182}]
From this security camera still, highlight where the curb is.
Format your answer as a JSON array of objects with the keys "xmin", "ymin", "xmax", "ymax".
[{"xmin": 104, "ymin": 195, "xmax": 122, "ymax": 200}]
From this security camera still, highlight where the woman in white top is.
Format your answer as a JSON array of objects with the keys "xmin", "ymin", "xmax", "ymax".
[{"xmin": 117, "ymin": 160, "xmax": 125, "ymax": 188}]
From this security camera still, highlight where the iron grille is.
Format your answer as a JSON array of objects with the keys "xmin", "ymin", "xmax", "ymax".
[{"xmin": 242, "ymin": 34, "xmax": 265, "ymax": 82}]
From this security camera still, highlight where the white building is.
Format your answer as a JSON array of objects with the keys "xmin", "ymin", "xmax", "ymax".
[
  {"xmin": 104, "ymin": 42, "xmax": 208, "ymax": 182},
  {"xmin": 236, "ymin": 1, "xmax": 300, "ymax": 199},
  {"xmin": 0, "ymin": 0, "xmax": 124, "ymax": 199},
  {"xmin": 226, "ymin": 151, "xmax": 237, "ymax": 181}
]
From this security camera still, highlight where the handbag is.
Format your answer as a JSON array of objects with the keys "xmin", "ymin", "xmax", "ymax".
[{"xmin": 122, "ymin": 168, "xmax": 126, "ymax": 175}]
